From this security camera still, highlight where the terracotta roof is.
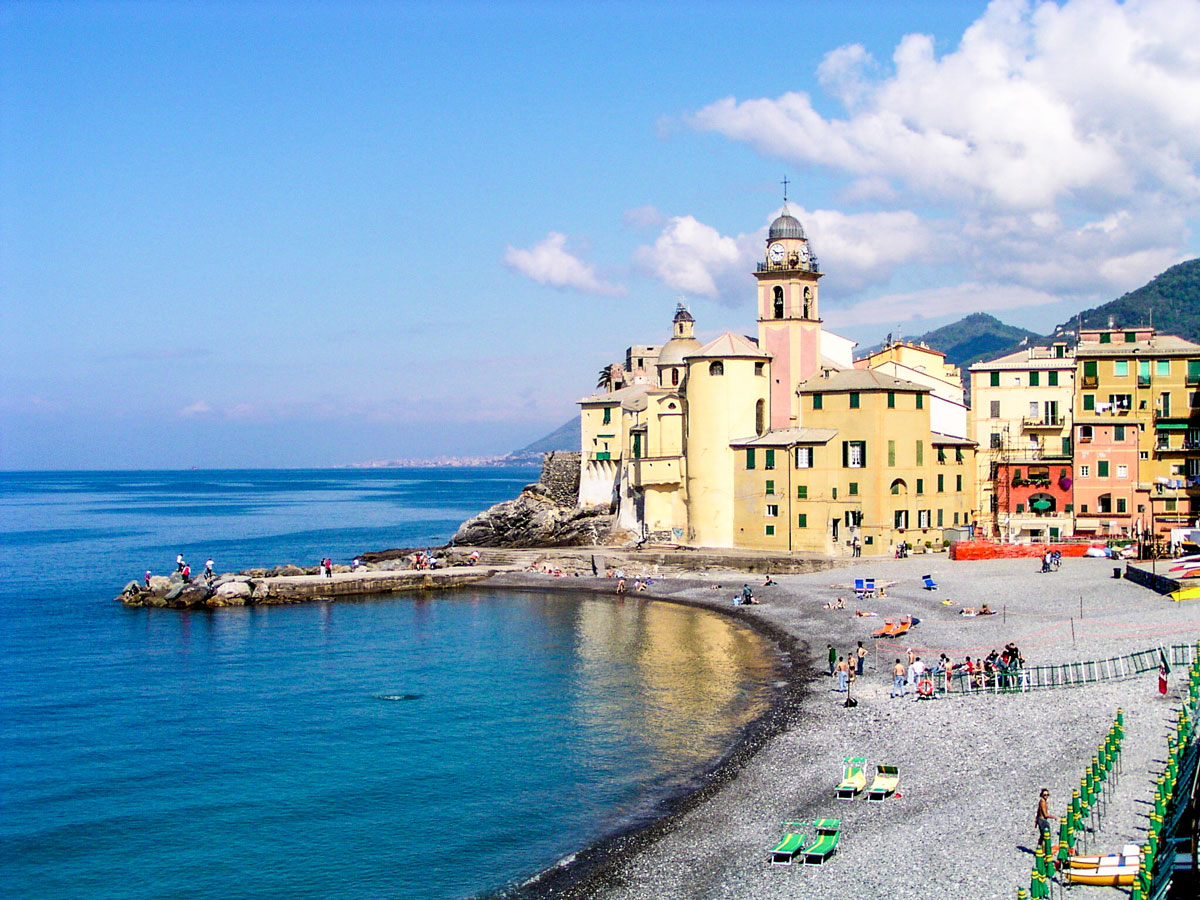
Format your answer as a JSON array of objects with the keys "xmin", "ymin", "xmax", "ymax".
[
  {"xmin": 730, "ymin": 427, "xmax": 839, "ymax": 447},
  {"xmin": 578, "ymin": 384, "xmax": 650, "ymax": 404},
  {"xmin": 688, "ymin": 332, "xmax": 768, "ymax": 359},
  {"xmin": 1075, "ymin": 335, "xmax": 1200, "ymax": 357},
  {"xmin": 796, "ymin": 369, "xmax": 929, "ymax": 394},
  {"xmin": 930, "ymin": 432, "xmax": 976, "ymax": 446}
]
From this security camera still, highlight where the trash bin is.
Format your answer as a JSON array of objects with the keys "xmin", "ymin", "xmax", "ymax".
[{"xmin": 1113, "ymin": 566, "xmax": 1122, "ymax": 579}]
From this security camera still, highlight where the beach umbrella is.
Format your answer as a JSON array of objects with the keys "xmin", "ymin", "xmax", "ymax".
[{"xmin": 1031, "ymin": 499, "xmax": 1053, "ymax": 510}]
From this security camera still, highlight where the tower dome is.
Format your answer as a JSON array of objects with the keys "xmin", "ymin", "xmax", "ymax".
[{"xmin": 768, "ymin": 212, "xmax": 806, "ymax": 241}]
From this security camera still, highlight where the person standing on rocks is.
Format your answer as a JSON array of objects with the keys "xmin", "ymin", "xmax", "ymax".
[
  {"xmin": 891, "ymin": 658, "xmax": 906, "ymax": 697},
  {"xmin": 827, "ymin": 643, "xmax": 837, "ymax": 676},
  {"xmin": 204, "ymin": 558, "xmax": 215, "ymax": 580},
  {"xmin": 176, "ymin": 553, "xmax": 185, "ymax": 572},
  {"xmin": 181, "ymin": 563, "xmax": 191, "ymax": 584},
  {"xmin": 144, "ymin": 570, "xmax": 152, "ymax": 588}
]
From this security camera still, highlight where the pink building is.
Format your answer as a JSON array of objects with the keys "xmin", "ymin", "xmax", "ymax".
[{"xmin": 1073, "ymin": 420, "xmax": 1140, "ymax": 537}]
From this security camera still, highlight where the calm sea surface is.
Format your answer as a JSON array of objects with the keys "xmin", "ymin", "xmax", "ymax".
[{"xmin": 0, "ymin": 469, "xmax": 781, "ymax": 900}]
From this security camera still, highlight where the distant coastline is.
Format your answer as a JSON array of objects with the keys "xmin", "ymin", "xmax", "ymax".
[{"xmin": 344, "ymin": 455, "xmax": 543, "ymax": 469}]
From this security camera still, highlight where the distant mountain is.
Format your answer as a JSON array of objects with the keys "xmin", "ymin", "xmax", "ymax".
[
  {"xmin": 1051, "ymin": 258, "xmax": 1200, "ymax": 342},
  {"xmin": 504, "ymin": 417, "xmax": 580, "ymax": 463},
  {"xmin": 861, "ymin": 313, "xmax": 1041, "ymax": 371}
]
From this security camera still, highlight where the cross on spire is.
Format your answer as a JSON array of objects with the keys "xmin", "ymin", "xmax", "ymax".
[{"xmin": 781, "ymin": 176, "xmax": 790, "ymax": 204}]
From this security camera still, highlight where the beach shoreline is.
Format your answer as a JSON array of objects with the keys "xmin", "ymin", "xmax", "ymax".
[{"xmin": 477, "ymin": 556, "xmax": 1200, "ymax": 899}]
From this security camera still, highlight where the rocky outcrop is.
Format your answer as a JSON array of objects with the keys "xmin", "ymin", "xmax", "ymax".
[{"xmin": 452, "ymin": 482, "xmax": 620, "ymax": 547}]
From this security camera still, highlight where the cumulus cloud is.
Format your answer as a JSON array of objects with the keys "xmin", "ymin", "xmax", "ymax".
[
  {"xmin": 178, "ymin": 401, "xmax": 212, "ymax": 417},
  {"xmin": 623, "ymin": 205, "xmax": 665, "ymax": 229},
  {"xmin": 688, "ymin": 0, "xmax": 1200, "ymax": 306},
  {"xmin": 632, "ymin": 215, "xmax": 759, "ymax": 300},
  {"xmin": 504, "ymin": 232, "xmax": 626, "ymax": 296}
]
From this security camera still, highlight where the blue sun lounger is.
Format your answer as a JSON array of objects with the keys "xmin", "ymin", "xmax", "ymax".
[{"xmin": 922, "ymin": 574, "xmax": 938, "ymax": 590}]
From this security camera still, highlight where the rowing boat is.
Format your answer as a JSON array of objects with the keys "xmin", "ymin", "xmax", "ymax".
[{"xmin": 1064, "ymin": 862, "xmax": 1139, "ymax": 886}]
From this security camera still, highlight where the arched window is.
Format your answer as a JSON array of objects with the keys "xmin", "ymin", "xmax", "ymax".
[
  {"xmin": 709, "ymin": 361, "xmax": 724, "ymax": 376},
  {"xmin": 890, "ymin": 478, "xmax": 908, "ymax": 495},
  {"xmin": 755, "ymin": 399, "xmax": 765, "ymax": 436},
  {"xmin": 1028, "ymin": 492, "xmax": 1056, "ymax": 514},
  {"xmin": 773, "ymin": 286, "xmax": 784, "ymax": 319},
  {"xmin": 671, "ymin": 368, "xmax": 679, "ymax": 387},
  {"xmin": 803, "ymin": 285, "xmax": 812, "ymax": 318}
]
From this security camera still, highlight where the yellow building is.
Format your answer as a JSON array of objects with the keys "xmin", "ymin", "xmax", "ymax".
[{"xmin": 578, "ymin": 202, "xmax": 978, "ymax": 556}]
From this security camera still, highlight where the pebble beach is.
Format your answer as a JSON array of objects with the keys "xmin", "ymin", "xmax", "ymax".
[{"xmin": 491, "ymin": 554, "xmax": 1200, "ymax": 899}]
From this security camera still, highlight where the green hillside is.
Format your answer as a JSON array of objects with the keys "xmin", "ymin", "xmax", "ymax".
[
  {"xmin": 1052, "ymin": 258, "xmax": 1200, "ymax": 342},
  {"xmin": 900, "ymin": 313, "xmax": 1042, "ymax": 370}
]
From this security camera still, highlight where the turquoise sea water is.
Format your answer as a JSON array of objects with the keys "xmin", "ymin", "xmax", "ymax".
[{"xmin": 0, "ymin": 469, "xmax": 781, "ymax": 900}]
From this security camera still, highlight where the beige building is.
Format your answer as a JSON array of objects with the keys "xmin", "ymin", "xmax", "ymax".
[
  {"xmin": 969, "ymin": 344, "xmax": 1077, "ymax": 541},
  {"xmin": 578, "ymin": 202, "xmax": 978, "ymax": 556}
]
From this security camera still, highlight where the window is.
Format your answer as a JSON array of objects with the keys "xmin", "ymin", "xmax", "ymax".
[
  {"xmin": 888, "ymin": 392, "xmax": 895, "ymax": 408},
  {"xmin": 990, "ymin": 372, "xmax": 1000, "ymax": 387},
  {"xmin": 632, "ymin": 433, "xmax": 642, "ymax": 459},
  {"xmin": 1030, "ymin": 371, "xmax": 1040, "ymax": 386},
  {"xmin": 1098, "ymin": 493, "xmax": 1112, "ymax": 513},
  {"xmin": 937, "ymin": 474, "xmax": 945, "ymax": 492},
  {"xmin": 765, "ymin": 480, "xmax": 775, "ymax": 495},
  {"xmin": 1116, "ymin": 498, "xmax": 1127, "ymax": 514},
  {"xmin": 849, "ymin": 392, "xmax": 860, "ymax": 409},
  {"xmin": 602, "ymin": 407, "xmax": 611, "ymax": 425},
  {"xmin": 956, "ymin": 475, "xmax": 963, "ymax": 492},
  {"xmin": 1016, "ymin": 503, "xmax": 1025, "ymax": 514},
  {"xmin": 990, "ymin": 400, "xmax": 1001, "ymax": 418},
  {"xmin": 1110, "ymin": 393, "xmax": 1132, "ymax": 411},
  {"xmin": 843, "ymin": 441, "xmax": 866, "ymax": 468},
  {"xmin": 1189, "ymin": 359, "xmax": 1200, "ymax": 384},
  {"xmin": 890, "ymin": 480, "xmax": 904, "ymax": 495},
  {"xmin": 671, "ymin": 368, "xmax": 679, "ymax": 386},
  {"xmin": 846, "ymin": 510, "xmax": 862, "ymax": 527},
  {"xmin": 1114, "ymin": 361, "xmax": 1128, "ymax": 377},
  {"xmin": 746, "ymin": 448, "xmax": 755, "ymax": 470},
  {"xmin": 1062, "ymin": 437, "xmax": 1072, "ymax": 456},
  {"xmin": 953, "ymin": 512, "xmax": 960, "ymax": 525},
  {"xmin": 916, "ymin": 478, "xmax": 924, "ymax": 494},
  {"xmin": 1116, "ymin": 464, "xmax": 1127, "ymax": 478},
  {"xmin": 797, "ymin": 514, "xmax": 807, "ymax": 528},
  {"xmin": 755, "ymin": 399, "xmax": 765, "ymax": 436},
  {"xmin": 797, "ymin": 485, "xmax": 807, "ymax": 499},
  {"xmin": 1048, "ymin": 371, "xmax": 1059, "ymax": 386},
  {"xmin": 765, "ymin": 525, "xmax": 775, "ymax": 536},
  {"xmin": 812, "ymin": 394, "xmax": 823, "ymax": 410},
  {"xmin": 754, "ymin": 362, "xmax": 765, "ymax": 376},
  {"xmin": 916, "ymin": 440, "xmax": 924, "ymax": 465},
  {"xmin": 916, "ymin": 393, "xmax": 924, "ymax": 409},
  {"xmin": 937, "ymin": 448, "xmax": 946, "ymax": 463},
  {"xmin": 709, "ymin": 361, "xmax": 724, "ymax": 376},
  {"xmin": 990, "ymin": 433, "xmax": 1001, "ymax": 450},
  {"xmin": 1166, "ymin": 499, "xmax": 1178, "ymax": 512},
  {"xmin": 1139, "ymin": 360, "xmax": 1150, "ymax": 385},
  {"xmin": 794, "ymin": 447, "xmax": 813, "ymax": 468},
  {"xmin": 1083, "ymin": 394, "xmax": 1095, "ymax": 411},
  {"xmin": 1100, "ymin": 333, "xmax": 1112, "ymax": 344},
  {"xmin": 888, "ymin": 440, "xmax": 896, "ymax": 466},
  {"xmin": 918, "ymin": 510, "xmax": 931, "ymax": 528},
  {"xmin": 1157, "ymin": 360, "xmax": 1170, "ymax": 377},
  {"xmin": 1114, "ymin": 425, "xmax": 1125, "ymax": 441},
  {"xmin": 894, "ymin": 510, "xmax": 909, "ymax": 529},
  {"xmin": 832, "ymin": 487, "xmax": 838, "ymax": 500},
  {"xmin": 1080, "ymin": 465, "xmax": 1090, "ymax": 477},
  {"xmin": 1140, "ymin": 451, "xmax": 1148, "ymax": 460},
  {"xmin": 766, "ymin": 504, "xmax": 779, "ymax": 517},
  {"xmin": 764, "ymin": 449, "xmax": 775, "ymax": 470},
  {"xmin": 1080, "ymin": 424, "xmax": 1093, "ymax": 442},
  {"xmin": 849, "ymin": 482, "xmax": 858, "ymax": 495},
  {"xmin": 1098, "ymin": 460, "xmax": 1109, "ymax": 477},
  {"xmin": 1125, "ymin": 332, "xmax": 1137, "ymax": 343},
  {"xmin": 1079, "ymin": 504, "xmax": 1088, "ymax": 514},
  {"xmin": 1160, "ymin": 391, "xmax": 1171, "ymax": 417},
  {"xmin": 937, "ymin": 508, "xmax": 944, "ymax": 526},
  {"xmin": 772, "ymin": 286, "xmax": 784, "ymax": 319},
  {"xmin": 955, "ymin": 448, "xmax": 964, "ymax": 463},
  {"xmin": 1030, "ymin": 401, "xmax": 1039, "ymax": 418}
]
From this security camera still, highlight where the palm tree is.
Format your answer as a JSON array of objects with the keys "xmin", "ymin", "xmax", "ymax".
[{"xmin": 596, "ymin": 365, "xmax": 615, "ymax": 391}]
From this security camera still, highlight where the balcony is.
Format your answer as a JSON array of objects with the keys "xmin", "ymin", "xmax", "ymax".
[
  {"xmin": 1082, "ymin": 375, "xmax": 1099, "ymax": 388},
  {"xmin": 1022, "ymin": 416, "xmax": 1064, "ymax": 429}
]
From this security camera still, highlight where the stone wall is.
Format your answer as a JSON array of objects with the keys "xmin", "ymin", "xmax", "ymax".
[
  {"xmin": 539, "ymin": 451, "xmax": 581, "ymax": 507},
  {"xmin": 1124, "ymin": 564, "xmax": 1182, "ymax": 596}
]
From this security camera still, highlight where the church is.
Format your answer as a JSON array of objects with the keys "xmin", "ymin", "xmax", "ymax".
[{"xmin": 578, "ymin": 204, "xmax": 977, "ymax": 557}]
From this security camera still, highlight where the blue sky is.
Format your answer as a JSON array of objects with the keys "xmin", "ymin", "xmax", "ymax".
[{"xmin": 3, "ymin": 0, "xmax": 1199, "ymax": 468}]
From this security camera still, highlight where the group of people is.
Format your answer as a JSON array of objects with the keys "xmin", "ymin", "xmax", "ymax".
[
  {"xmin": 883, "ymin": 643, "xmax": 1026, "ymax": 697},
  {"xmin": 1040, "ymin": 550, "xmax": 1063, "ymax": 573},
  {"xmin": 151, "ymin": 554, "xmax": 217, "ymax": 587},
  {"xmin": 828, "ymin": 641, "xmax": 870, "ymax": 692}
]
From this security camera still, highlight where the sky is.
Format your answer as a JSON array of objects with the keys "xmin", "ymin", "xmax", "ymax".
[{"xmin": 2, "ymin": 0, "xmax": 1199, "ymax": 469}]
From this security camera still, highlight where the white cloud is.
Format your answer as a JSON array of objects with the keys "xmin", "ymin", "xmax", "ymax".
[
  {"xmin": 632, "ymin": 215, "xmax": 758, "ymax": 301},
  {"xmin": 688, "ymin": 0, "xmax": 1200, "ymax": 305},
  {"xmin": 504, "ymin": 232, "xmax": 625, "ymax": 296},
  {"xmin": 623, "ymin": 205, "xmax": 665, "ymax": 229},
  {"xmin": 178, "ymin": 401, "xmax": 212, "ymax": 417},
  {"xmin": 824, "ymin": 282, "xmax": 1063, "ymax": 328}
]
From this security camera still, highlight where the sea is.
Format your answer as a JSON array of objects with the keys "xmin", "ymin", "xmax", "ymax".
[{"xmin": 0, "ymin": 469, "xmax": 783, "ymax": 900}]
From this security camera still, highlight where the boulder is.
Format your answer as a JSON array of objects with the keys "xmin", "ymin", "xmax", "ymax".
[
  {"xmin": 215, "ymin": 581, "xmax": 252, "ymax": 603},
  {"xmin": 452, "ymin": 488, "xmax": 617, "ymax": 548},
  {"xmin": 149, "ymin": 575, "xmax": 172, "ymax": 592},
  {"xmin": 164, "ymin": 582, "xmax": 185, "ymax": 601},
  {"xmin": 172, "ymin": 584, "xmax": 212, "ymax": 609}
]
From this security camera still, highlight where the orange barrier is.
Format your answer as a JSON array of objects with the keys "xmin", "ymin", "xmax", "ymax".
[{"xmin": 949, "ymin": 541, "xmax": 1098, "ymax": 561}]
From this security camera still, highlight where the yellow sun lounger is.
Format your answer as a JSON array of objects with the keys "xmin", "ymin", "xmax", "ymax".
[
  {"xmin": 801, "ymin": 819, "xmax": 842, "ymax": 866},
  {"xmin": 835, "ymin": 757, "xmax": 867, "ymax": 800},
  {"xmin": 866, "ymin": 764, "xmax": 899, "ymax": 802},
  {"xmin": 769, "ymin": 821, "xmax": 809, "ymax": 865}
]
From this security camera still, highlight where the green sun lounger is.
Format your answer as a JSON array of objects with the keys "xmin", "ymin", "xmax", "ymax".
[
  {"xmin": 835, "ymin": 756, "xmax": 867, "ymax": 800},
  {"xmin": 802, "ymin": 819, "xmax": 842, "ymax": 866},
  {"xmin": 769, "ymin": 821, "xmax": 809, "ymax": 865},
  {"xmin": 866, "ymin": 764, "xmax": 900, "ymax": 802}
]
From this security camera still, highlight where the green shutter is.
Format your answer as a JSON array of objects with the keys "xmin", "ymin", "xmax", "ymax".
[
  {"xmin": 916, "ymin": 393, "xmax": 923, "ymax": 409},
  {"xmin": 887, "ymin": 392, "xmax": 895, "ymax": 408},
  {"xmin": 916, "ymin": 440, "xmax": 923, "ymax": 465},
  {"xmin": 1048, "ymin": 371, "xmax": 1058, "ymax": 386},
  {"xmin": 813, "ymin": 394, "xmax": 823, "ymax": 410},
  {"xmin": 797, "ymin": 485, "xmax": 807, "ymax": 499},
  {"xmin": 849, "ymin": 482, "xmax": 858, "ymax": 495},
  {"xmin": 1188, "ymin": 359, "xmax": 1200, "ymax": 382},
  {"xmin": 746, "ymin": 448, "xmax": 755, "ymax": 469},
  {"xmin": 1084, "ymin": 360, "xmax": 1098, "ymax": 377},
  {"xmin": 888, "ymin": 440, "xmax": 896, "ymax": 466},
  {"xmin": 1098, "ymin": 460, "xmax": 1109, "ymax": 477},
  {"xmin": 1084, "ymin": 394, "xmax": 1095, "ymax": 411},
  {"xmin": 956, "ymin": 475, "xmax": 963, "ymax": 491},
  {"xmin": 937, "ymin": 508, "xmax": 944, "ymax": 527},
  {"xmin": 1030, "ymin": 371, "xmax": 1039, "ymax": 386},
  {"xmin": 990, "ymin": 372, "xmax": 1000, "ymax": 387},
  {"xmin": 937, "ymin": 474, "xmax": 944, "ymax": 492},
  {"xmin": 765, "ymin": 449, "xmax": 775, "ymax": 469},
  {"xmin": 798, "ymin": 514, "xmax": 807, "ymax": 528},
  {"xmin": 765, "ymin": 480, "xmax": 774, "ymax": 495},
  {"xmin": 917, "ymin": 478, "xmax": 924, "ymax": 494}
]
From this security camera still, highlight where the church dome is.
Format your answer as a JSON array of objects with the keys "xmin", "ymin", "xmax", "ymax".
[
  {"xmin": 768, "ymin": 212, "xmax": 806, "ymax": 241},
  {"xmin": 657, "ymin": 335, "xmax": 701, "ymax": 367}
]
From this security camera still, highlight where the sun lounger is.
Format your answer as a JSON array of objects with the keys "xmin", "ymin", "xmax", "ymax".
[
  {"xmin": 853, "ymin": 578, "xmax": 867, "ymax": 599},
  {"xmin": 871, "ymin": 619, "xmax": 896, "ymax": 638},
  {"xmin": 864, "ymin": 578, "xmax": 876, "ymax": 597},
  {"xmin": 835, "ymin": 757, "xmax": 867, "ymax": 799},
  {"xmin": 866, "ymin": 764, "xmax": 900, "ymax": 802},
  {"xmin": 889, "ymin": 616, "xmax": 913, "ymax": 638},
  {"xmin": 802, "ymin": 819, "xmax": 841, "ymax": 866},
  {"xmin": 769, "ymin": 821, "xmax": 809, "ymax": 865},
  {"xmin": 922, "ymin": 574, "xmax": 938, "ymax": 590}
]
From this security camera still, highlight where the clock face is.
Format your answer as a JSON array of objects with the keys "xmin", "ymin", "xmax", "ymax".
[
  {"xmin": 796, "ymin": 242, "xmax": 810, "ymax": 261},
  {"xmin": 768, "ymin": 242, "xmax": 785, "ymax": 263}
]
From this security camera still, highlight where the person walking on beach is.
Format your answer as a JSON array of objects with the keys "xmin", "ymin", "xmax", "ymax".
[
  {"xmin": 855, "ymin": 641, "xmax": 867, "ymax": 676},
  {"xmin": 834, "ymin": 657, "xmax": 849, "ymax": 692},
  {"xmin": 1035, "ymin": 788, "xmax": 1057, "ymax": 837},
  {"xmin": 827, "ymin": 643, "xmax": 837, "ymax": 676},
  {"xmin": 852, "ymin": 534, "xmax": 861, "ymax": 557},
  {"xmin": 891, "ymin": 659, "xmax": 906, "ymax": 697}
]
